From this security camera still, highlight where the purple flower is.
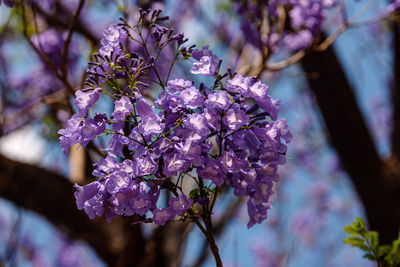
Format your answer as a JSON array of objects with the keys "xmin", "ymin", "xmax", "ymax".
[
  {"xmin": 110, "ymin": 189, "xmax": 136, "ymax": 216},
  {"xmin": 105, "ymin": 134, "xmax": 124, "ymax": 158},
  {"xmin": 253, "ymin": 182, "xmax": 274, "ymax": 203},
  {"xmin": 156, "ymin": 90, "xmax": 182, "ymax": 113},
  {"xmin": 183, "ymin": 113, "xmax": 209, "ymax": 136},
  {"xmin": 190, "ymin": 46, "xmax": 219, "ymax": 76},
  {"xmin": 220, "ymin": 150, "xmax": 247, "ymax": 173},
  {"xmin": 274, "ymin": 119, "xmax": 293, "ymax": 143},
  {"xmin": 257, "ymin": 97, "xmax": 280, "ymax": 121},
  {"xmin": 167, "ymin": 78, "xmax": 194, "ymax": 92},
  {"xmin": 99, "ymin": 24, "xmax": 128, "ymax": 57},
  {"xmin": 163, "ymin": 153, "xmax": 189, "ymax": 176},
  {"xmin": 74, "ymin": 182, "xmax": 105, "ymax": 219},
  {"xmin": 169, "ymin": 194, "xmax": 193, "ymax": 215},
  {"xmin": 197, "ymin": 159, "xmax": 225, "ymax": 186},
  {"xmin": 247, "ymin": 198, "xmax": 270, "ymax": 228},
  {"xmin": 204, "ymin": 108, "xmax": 220, "ymax": 130},
  {"xmin": 112, "ymin": 96, "xmax": 134, "ymax": 121},
  {"xmin": 135, "ymin": 152, "xmax": 158, "ymax": 176},
  {"xmin": 179, "ymin": 86, "xmax": 205, "ymax": 109},
  {"xmin": 104, "ymin": 172, "xmax": 132, "ymax": 194},
  {"xmin": 227, "ymin": 74, "xmax": 255, "ymax": 96},
  {"xmin": 289, "ymin": 1, "xmax": 325, "ymax": 33},
  {"xmin": 205, "ymin": 91, "xmax": 231, "ymax": 111},
  {"xmin": 139, "ymin": 117, "xmax": 164, "ymax": 136},
  {"xmin": 79, "ymin": 116, "xmax": 106, "ymax": 147},
  {"xmin": 223, "ymin": 105, "xmax": 249, "ymax": 130},
  {"xmin": 388, "ymin": 0, "xmax": 400, "ymax": 13},
  {"xmin": 283, "ymin": 30, "xmax": 313, "ymax": 51},
  {"xmin": 152, "ymin": 24, "xmax": 169, "ymax": 41},
  {"xmin": 73, "ymin": 88, "xmax": 102, "ymax": 116},
  {"xmin": 75, "ymin": 182, "xmax": 101, "ymax": 210},
  {"xmin": 58, "ymin": 114, "xmax": 81, "ymax": 153},
  {"xmin": 58, "ymin": 114, "xmax": 106, "ymax": 153},
  {"xmin": 175, "ymin": 139, "xmax": 203, "ymax": 165},
  {"xmin": 92, "ymin": 156, "xmax": 119, "ymax": 177},
  {"xmin": 153, "ymin": 208, "xmax": 175, "ymax": 225},
  {"xmin": 131, "ymin": 191, "xmax": 151, "ymax": 216},
  {"xmin": 128, "ymin": 128, "xmax": 146, "ymax": 150},
  {"xmin": 249, "ymin": 81, "xmax": 269, "ymax": 100},
  {"xmin": 31, "ymin": 29, "xmax": 71, "ymax": 66},
  {"xmin": 227, "ymin": 178, "xmax": 247, "ymax": 197},
  {"xmin": 136, "ymin": 98, "xmax": 158, "ymax": 119}
]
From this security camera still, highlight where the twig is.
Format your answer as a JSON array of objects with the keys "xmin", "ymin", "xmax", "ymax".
[
  {"xmin": 192, "ymin": 197, "xmax": 244, "ymax": 267},
  {"xmin": 20, "ymin": 0, "xmax": 75, "ymax": 98},
  {"xmin": 61, "ymin": 0, "xmax": 85, "ymax": 77},
  {"xmin": 261, "ymin": 0, "xmax": 385, "ymax": 72},
  {"xmin": 203, "ymin": 214, "xmax": 223, "ymax": 267}
]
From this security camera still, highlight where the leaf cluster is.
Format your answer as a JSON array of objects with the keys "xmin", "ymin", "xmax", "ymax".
[{"xmin": 344, "ymin": 217, "xmax": 400, "ymax": 267}]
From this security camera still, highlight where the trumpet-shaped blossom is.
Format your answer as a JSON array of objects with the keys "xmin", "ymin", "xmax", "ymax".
[{"xmin": 190, "ymin": 46, "xmax": 220, "ymax": 76}]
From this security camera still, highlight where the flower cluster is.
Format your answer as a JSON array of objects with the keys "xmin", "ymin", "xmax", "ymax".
[
  {"xmin": 59, "ymin": 9, "xmax": 291, "ymax": 228},
  {"xmin": 234, "ymin": 0, "xmax": 336, "ymax": 52}
]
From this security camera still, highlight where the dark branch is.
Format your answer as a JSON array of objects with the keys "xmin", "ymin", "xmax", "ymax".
[
  {"xmin": 301, "ymin": 40, "xmax": 400, "ymax": 244},
  {"xmin": 192, "ymin": 197, "xmax": 243, "ymax": 267},
  {"xmin": 61, "ymin": 0, "xmax": 86, "ymax": 76},
  {"xmin": 34, "ymin": 1, "xmax": 99, "ymax": 45},
  {"xmin": 0, "ymin": 153, "xmax": 116, "ymax": 265},
  {"xmin": 392, "ymin": 21, "xmax": 400, "ymax": 160}
]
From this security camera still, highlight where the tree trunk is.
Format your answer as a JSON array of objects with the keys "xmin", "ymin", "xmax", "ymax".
[
  {"xmin": 301, "ymin": 43, "xmax": 400, "ymax": 244},
  {"xmin": 0, "ymin": 153, "xmax": 149, "ymax": 266}
]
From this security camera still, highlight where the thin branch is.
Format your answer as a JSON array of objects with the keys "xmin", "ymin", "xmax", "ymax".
[
  {"xmin": 34, "ymin": 0, "xmax": 99, "ymax": 45},
  {"xmin": 192, "ymin": 197, "xmax": 244, "ymax": 267},
  {"xmin": 262, "ymin": 1, "xmax": 386, "ymax": 72},
  {"xmin": 20, "ymin": 1, "xmax": 75, "ymax": 96},
  {"xmin": 265, "ymin": 50, "xmax": 306, "ymax": 71},
  {"xmin": 202, "ymin": 215, "xmax": 223, "ymax": 267},
  {"xmin": 61, "ymin": 0, "xmax": 85, "ymax": 77}
]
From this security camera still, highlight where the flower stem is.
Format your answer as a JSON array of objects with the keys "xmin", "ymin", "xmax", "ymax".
[{"xmin": 203, "ymin": 215, "xmax": 223, "ymax": 267}]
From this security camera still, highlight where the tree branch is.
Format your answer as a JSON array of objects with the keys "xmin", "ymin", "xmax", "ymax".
[
  {"xmin": 192, "ymin": 197, "xmax": 243, "ymax": 267},
  {"xmin": 61, "ymin": 0, "xmax": 85, "ymax": 76},
  {"xmin": 34, "ymin": 1, "xmax": 99, "ymax": 45},
  {"xmin": 0, "ymin": 153, "xmax": 117, "ymax": 265},
  {"xmin": 300, "ymin": 41, "xmax": 400, "ymax": 244},
  {"xmin": 391, "ymin": 22, "xmax": 400, "ymax": 160}
]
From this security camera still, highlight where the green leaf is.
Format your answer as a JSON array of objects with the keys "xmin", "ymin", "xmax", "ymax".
[
  {"xmin": 356, "ymin": 217, "xmax": 365, "ymax": 227},
  {"xmin": 363, "ymin": 253, "xmax": 376, "ymax": 261},
  {"xmin": 344, "ymin": 237, "xmax": 371, "ymax": 251},
  {"xmin": 355, "ymin": 217, "xmax": 367, "ymax": 234},
  {"xmin": 384, "ymin": 231, "xmax": 400, "ymax": 266},
  {"xmin": 189, "ymin": 188, "xmax": 201, "ymax": 200},
  {"xmin": 366, "ymin": 231, "xmax": 379, "ymax": 248},
  {"xmin": 344, "ymin": 237, "xmax": 365, "ymax": 247},
  {"xmin": 377, "ymin": 245, "xmax": 391, "ymax": 258},
  {"xmin": 344, "ymin": 217, "xmax": 367, "ymax": 236},
  {"xmin": 344, "ymin": 225, "xmax": 361, "ymax": 236}
]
